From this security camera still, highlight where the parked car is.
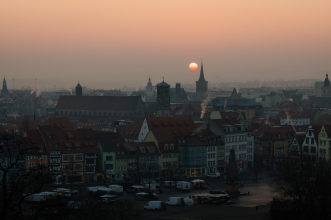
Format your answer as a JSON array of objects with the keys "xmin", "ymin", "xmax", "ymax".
[
  {"xmin": 108, "ymin": 185, "xmax": 124, "ymax": 195},
  {"xmin": 166, "ymin": 197, "xmax": 184, "ymax": 206},
  {"xmin": 144, "ymin": 183, "xmax": 161, "ymax": 193},
  {"xmin": 176, "ymin": 181, "xmax": 192, "ymax": 191},
  {"xmin": 24, "ymin": 192, "xmax": 57, "ymax": 202},
  {"xmin": 135, "ymin": 192, "xmax": 158, "ymax": 200},
  {"xmin": 98, "ymin": 194, "xmax": 118, "ymax": 204},
  {"xmin": 206, "ymin": 172, "xmax": 221, "ymax": 178},
  {"xmin": 144, "ymin": 201, "xmax": 166, "ymax": 210},
  {"xmin": 191, "ymin": 179, "xmax": 207, "ymax": 189},
  {"xmin": 126, "ymin": 185, "xmax": 146, "ymax": 193},
  {"xmin": 163, "ymin": 181, "xmax": 176, "ymax": 188},
  {"xmin": 209, "ymin": 190, "xmax": 227, "ymax": 195}
]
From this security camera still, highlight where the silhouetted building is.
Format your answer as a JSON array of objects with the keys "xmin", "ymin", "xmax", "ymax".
[
  {"xmin": 144, "ymin": 77, "xmax": 156, "ymax": 101},
  {"xmin": 56, "ymin": 96, "xmax": 144, "ymax": 119},
  {"xmin": 156, "ymin": 79, "xmax": 170, "ymax": 114},
  {"xmin": 322, "ymin": 73, "xmax": 331, "ymax": 97},
  {"xmin": 1, "ymin": 77, "xmax": 9, "ymax": 96},
  {"xmin": 75, "ymin": 83, "xmax": 83, "ymax": 96},
  {"xmin": 170, "ymin": 83, "xmax": 188, "ymax": 103},
  {"xmin": 196, "ymin": 62, "xmax": 208, "ymax": 101}
]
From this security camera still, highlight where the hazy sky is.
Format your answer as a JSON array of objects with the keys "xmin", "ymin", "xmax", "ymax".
[{"xmin": 1, "ymin": 0, "xmax": 331, "ymax": 89}]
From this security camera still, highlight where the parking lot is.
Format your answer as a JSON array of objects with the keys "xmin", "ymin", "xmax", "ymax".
[{"xmin": 132, "ymin": 181, "xmax": 275, "ymax": 220}]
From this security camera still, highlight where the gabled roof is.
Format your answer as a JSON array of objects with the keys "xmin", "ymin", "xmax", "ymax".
[
  {"xmin": 295, "ymin": 133, "xmax": 306, "ymax": 146},
  {"xmin": 117, "ymin": 119, "xmax": 144, "ymax": 140},
  {"xmin": 56, "ymin": 95, "xmax": 142, "ymax": 111},
  {"xmin": 146, "ymin": 116, "xmax": 196, "ymax": 143}
]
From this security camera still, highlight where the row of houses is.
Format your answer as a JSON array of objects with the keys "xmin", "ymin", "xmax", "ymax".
[
  {"xmin": 254, "ymin": 124, "xmax": 331, "ymax": 166},
  {"xmin": 19, "ymin": 115, "xmax": 255, "ymax": 184}
]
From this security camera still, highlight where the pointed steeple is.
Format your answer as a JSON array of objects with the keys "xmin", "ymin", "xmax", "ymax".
[
  {"xmin": 231, "ymin": 88, "xmax": 238, "ymax": 98},
  {"xmin": 198, "ymin": 61, "xmax": 206, "ymax": 82},
  {"xmin": 1, "ymin": 77, "xmax": 9, "ymax": 96},
  {"xmin": 196, "ymin": 60, "xmax": 208, "ymax": 101}
]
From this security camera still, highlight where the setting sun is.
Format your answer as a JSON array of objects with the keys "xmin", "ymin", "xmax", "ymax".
[{"xmin": 189, "ymin": 62, "xmax": 198, "ymax": 71}]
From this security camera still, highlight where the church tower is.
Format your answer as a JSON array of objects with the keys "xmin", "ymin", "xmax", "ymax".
[
  {"xmin": 196, "ymin": 61, "xmax": 208, "ymax": 101},
  {"xmin": 156, "ymin": 79, "xmax": 170, "ymax": 111},
  {"xmin": 75, "ymin": 82, "xmax": 82, "ymax": 96},
  {"xmin": 145, "ymin": 77, "xmax": 154, "ymax": 96},
  {"xmin": 1, "ymin": 77, "xmax": 9, "ymax": 96},
  {"xmin": 322, "ymin": 73, "xmax": 331, "ymax": 97}
]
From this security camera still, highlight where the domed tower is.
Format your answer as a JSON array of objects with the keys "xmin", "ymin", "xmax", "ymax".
[
  {"xmin": 196, "ymin": 61, "xmax": 208, "ymax": 101},
  {"xmin": 156, "ymin": 79, "xmax": 170, "ymax": 110},
  {"xmin": 75, "ymin": 82, "xmax": 82, "ymax": 96},
  {"xmin": 324, "ymin": 73, "xmax": 330, "ymax": 87}
]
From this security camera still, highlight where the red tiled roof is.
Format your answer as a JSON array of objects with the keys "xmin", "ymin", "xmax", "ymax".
[
  {"xmin": 146, "ymin": 116, "xmax": 196, "ymax": 143},
  {"xmin": 117, "ymin": 119, "xmax": 144, "ymax": 140},
  {"xmin": 23, "ymin": 126, "xmax": 97, "ymax": 153},
  {"xmin": 46, "ymin": 117, "xmax": 74, "ymax": 130}
]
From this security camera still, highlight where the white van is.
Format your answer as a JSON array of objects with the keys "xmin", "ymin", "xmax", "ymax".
[{"xmin": 144, "ymin": 201, "xmax": 166, "ymax": 210}]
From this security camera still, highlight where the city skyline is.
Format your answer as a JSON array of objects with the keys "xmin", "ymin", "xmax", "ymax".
[{"xmin": 1, "ymin": 0, "xmax": 331, "ymax": 88}]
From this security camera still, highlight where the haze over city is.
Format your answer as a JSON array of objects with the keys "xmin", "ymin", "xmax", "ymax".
[{"xmin": 1, "ymin": 0, "xmax": 331, "ymax": 89}]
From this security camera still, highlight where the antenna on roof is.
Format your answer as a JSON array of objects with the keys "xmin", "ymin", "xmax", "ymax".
[{"xmin": 162, "ymin": 76, "xmax": 164, "ymax": 82}]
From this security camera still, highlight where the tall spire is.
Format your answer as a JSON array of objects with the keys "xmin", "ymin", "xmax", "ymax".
[
  {"xmin": 1, "ymin": 77, "xmax": 9, "ymax": 96},
  {"xmin": 198, "ymin": 60, "xmax": 206, "ymax": 82}
]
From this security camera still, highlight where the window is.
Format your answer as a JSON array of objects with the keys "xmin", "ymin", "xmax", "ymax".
[
  {"xmin": 63, "ymin": 154, "xmax": 74, "ymax": 162},
  {"xmin": 311, "ymin": 147, "xmax": 316, "ymax": 153},
  {"xmin": 63, "ymin": 164, "xmax": 73, "ymax": 170},
  {"xmin": 304, "ymin": 146, "xmax": 308, "ymax": 153},
  {"xmin": 74, "ymin": 164, "xmax": 83, "ymax": 170},
  {"xmin": 106, "ymin": 156, "xmax": 113, "ymax": 161},
  {"xmin": 86, "ymin": 158, "xmax": 95, "ymax": 164},
  {"xmin": 105, "ymin": 164, "xmax": 113, "ymax": 170},
  {"xmin": 75, "ymin": 154, "xmax": 83, "ymax": 161}
]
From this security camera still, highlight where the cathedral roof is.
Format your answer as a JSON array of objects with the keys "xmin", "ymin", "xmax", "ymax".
[{"xmin": 56, "ymin": 95, "xmax": 142, "ymax": 111}]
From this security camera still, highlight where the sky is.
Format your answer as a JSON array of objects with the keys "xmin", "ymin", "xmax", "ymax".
[{"xmin": 0, "ymin": 0, "xmax": 331, "ymax": 90}]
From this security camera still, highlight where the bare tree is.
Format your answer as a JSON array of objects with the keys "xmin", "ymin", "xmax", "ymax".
[{"xmin": 0, "ymin": 132, "xmax": 50, "ymax": 220}]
